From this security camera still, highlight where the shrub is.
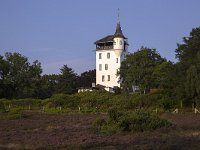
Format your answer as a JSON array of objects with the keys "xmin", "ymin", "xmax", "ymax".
[
  {"xmin": 118, "ymin": 111, "xmax": 171, "ymax": 132},
  {"xmin": 94, "ymin": 110, "xmax": 172, "ymax": 134},
  {"xmin": 108, "ymin": 107, "xmax": 123, "ymax": 122},
  {"xmin": 0, "ymin": 108, "xmax": 27, "ymax": 120},
  {"xmin": 76, "ymin": 91, "xmax": 113, "ymax": 111},
  {"xmin": 0, "ymin": 101, "xmax": 5, "ymax": 113},
  {"xmin": 49, "ymin": 94, "xmax": 80, "ymax": 109}
]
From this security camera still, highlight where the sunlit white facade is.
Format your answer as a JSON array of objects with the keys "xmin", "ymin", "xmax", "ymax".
[{"xmin": 95, "ymin": 22, "xmax": 128, "ymax": 90}]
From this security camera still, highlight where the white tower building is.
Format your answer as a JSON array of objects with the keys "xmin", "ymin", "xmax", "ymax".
[{"xmin": 95, "ymin": 21, "xmax": 128, "ymax": 91}]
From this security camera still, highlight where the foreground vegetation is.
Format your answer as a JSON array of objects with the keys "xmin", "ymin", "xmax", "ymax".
[
  {"xmin": 1, "ymin": 111, "xmax": 200, "ymax": 150},
  {"xmin": 0, "ymin": 91, "xmax": 194, "ymax": 115},
  {"xmin": 0, "ymin": 91, "xmax": 199, "ymax": 131},
  {"xmin": 94, "ymin": 109, "xmax": 171, "ymax": 134}
]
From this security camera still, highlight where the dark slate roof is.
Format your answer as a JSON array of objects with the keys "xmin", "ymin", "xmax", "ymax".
[
  {"xmin": 94, "ymin": 35, "xmax": 114, "ymax": 44},
  {"xmin": 94, "ymin": 22, "xmax": 126, "ymax": 44},
  {"xmin": 114, "ymin": 22, "xmax": 125, "ymax": 38}
]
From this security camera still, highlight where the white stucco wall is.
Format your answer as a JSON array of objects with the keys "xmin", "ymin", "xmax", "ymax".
[
  {"xmin": 96, "ymin": 49, "xmax": 125, "ymax": 88},
  {"xmin": 95, "ymin": 35, "xmax": 128, "ymax": 89},
  {"xmin": 113, "ymin": 37, "xmax": 124, "ymax": 50}
]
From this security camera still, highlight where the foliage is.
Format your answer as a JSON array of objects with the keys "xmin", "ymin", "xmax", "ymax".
[
  {"xmin": 0, "ymin": 52, "xmax": 42, "ymax": 99},
  {"xmin": 119, "ymin": 47, "xmax": 166, "ymax": 93},
  {"xmin": 94, "ymin": 109, "xmax": 171, "ymax": 134},
  {"xmin": 185, "ymin": 65, "xmax": 200, "ymax": 101},
  {"xmin": 0, "ymin": 52, "xmax": 81, "ymax": 99},
  {"xmin": 48, "ymin": 94, "xmax": 80, "ymax": 109},
  {"xmin": 175, "ymin": 27, "xmax": 200, "ymax": 105},
  {"xmin": 0, "ymin": 108, "xmax": 28, "ymax": 120},
  {"xmin": 0, "ymin": 101, "xmax": 5, "ymax": 113},
  {"xmin": 76, "ymin": 91, "xmax": 113, "ymax": 112},
  {"xmin": 56, "ymin": 65, "xmax": 77, "ymax": 94},
  {"xmin": 76, "ymin": 69, "xmax": 96, "ymax": 88}
]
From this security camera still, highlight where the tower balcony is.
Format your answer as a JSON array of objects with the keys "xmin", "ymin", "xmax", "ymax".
[{"xmin": 96, "ymin": 45, "xmax": 113, "ymax": 50}]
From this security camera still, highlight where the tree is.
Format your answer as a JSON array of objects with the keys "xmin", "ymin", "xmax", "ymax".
[
  {"xmin": 175, "ymin": 27, "xmax": 200, "ymax": 68},
  {"xmin": 3, "ymin": 52, "xmax": 30, "ymax": 98},
  {"xmin": 76, "ymin": 69, "xmax": 96, "ymax": 88},
  {"xmin": 185, "ymin": 65, "xmax": 200, "ymax": 102},
  {"xmin": 0, "ymin": 52, "xmax": 43, "ymax": 99},
  {"xmin": 119, "ymin": 47, "xmax": 165, "ymax": 93},
  {"xmin": 153, "ymin": 61, "xmax": 175, "ymax": 89},
  {"xmin": 56, "ymin": 65, "xmax": 77, "ymax": 94},
  {"xmin": 26, "ymin": 60, "xmax": 43, "ymax": 98},
  {"xmin": 175, "ymin": 27, "xmax": 200, "ymax": 104},
  {"xmin": 0, "ymin": 55, "xmax": 9, "ymax": 98},
  {"xmin": 39, "ymin": 74, "xmax": 59, "ymax": 98}
]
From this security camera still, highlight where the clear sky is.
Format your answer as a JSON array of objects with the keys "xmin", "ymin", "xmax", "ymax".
[{"xmin": 0, "ymin": 0, "xmax": 200, "ymax": 75}]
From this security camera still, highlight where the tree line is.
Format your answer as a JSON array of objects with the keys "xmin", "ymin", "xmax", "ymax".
[
  {"xmin": 120, "ymin": 27, "xmax": 200, "ymax": 106},
  {"xmin": 1, "ymin": 26, "xmax": 200, "ymax": 107},
  {"xmin": 0, "ymin": 53, "xmax": 95, "ymax": 99}
]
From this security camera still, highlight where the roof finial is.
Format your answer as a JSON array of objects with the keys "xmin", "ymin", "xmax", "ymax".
[{"xmin": 117, "ymin": 8, "xmax": 120, "ymax": 23}]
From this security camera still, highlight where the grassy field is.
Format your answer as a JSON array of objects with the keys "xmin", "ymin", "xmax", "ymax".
[{"xmin": 0, "ymin": 111, "xmax": 200, "ymax": 150}]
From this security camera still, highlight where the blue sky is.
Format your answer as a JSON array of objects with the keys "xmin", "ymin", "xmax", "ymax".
[{"xmin": 0, "ymin": 0, "xmax": 200, "ymax": 75}]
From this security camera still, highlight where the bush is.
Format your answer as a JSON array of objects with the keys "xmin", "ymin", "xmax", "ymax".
[
  {"xmin": 0, "ymin": 101, "xmax": 6, "ymax": 113},
  {"xmin": 0, "ymin": 108, "xmax": 28, "ymax": 120},
  {"xmin": 94, "ymin": 110, "xmax": 172, "ymax": 134},
  {"xmin": 48, "ymin": 94, "xmax": 80, "ymax": 110},
  {"xmin": 108, "ymin": 107, "xmax": 123, "ymax": 122},
  {"xmin": 118, "ymin": 111, "xmax": 171, "ymax": 132},
  {"xmin": 76, "ymin": 91, "xmax": 113, "ymax": 112}
]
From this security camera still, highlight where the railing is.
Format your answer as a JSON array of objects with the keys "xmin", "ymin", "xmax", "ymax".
[{"xmin": 96, "ymin": 46, "xmax": 113, "ymax": 50}]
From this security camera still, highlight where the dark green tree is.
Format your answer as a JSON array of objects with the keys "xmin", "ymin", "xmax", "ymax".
[
  {"xmin": 185, "ymin": 65, "xmax": 200, "ymax": 101},
  {"xmin": 0, "ymin": 52, "xmax": 43, "ymax": 99},
  {"xmin": 76, "ymin": 69, "xmax": 96, "ymax": 88},
  {"xmin": 57, "ymin": 65, "xmax": 77, "ymax": 94},
  {"xmin": 0, "ymin": 55, "xmax": 9, "ymax": 98},
  {"xmin": 175, "ymin": 27, "xmax": 200, "ymax": 68},
  {"xmin": 119, "ymin": 47, "xmax": 165, "ymax": 93},
  {"xmin": 175, "ymin": 27, "xmax": 200, "ymax": 105},
  {"xmin": 153, "ymin": 61, "xmax": 175, "ymax": 89},
  {"xmin": 26, "ymin": 60, "xmax": 43, "ymax": 98},
  {"xmin": 3, "ymin": 52, "xmax": 30, "ymax": 98},
  {"xmin": 39, "ymin": 74, "xmax": 59, "ymax": 98}
]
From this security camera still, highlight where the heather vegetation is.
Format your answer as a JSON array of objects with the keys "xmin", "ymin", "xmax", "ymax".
[{"xmin": 94, "ymin": 109, "xmax": 171, "ymax": 134}]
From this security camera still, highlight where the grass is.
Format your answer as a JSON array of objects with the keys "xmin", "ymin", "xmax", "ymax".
[{"xmin": 0, "ymin": 108, "xmax": 28, "ymax": 120}]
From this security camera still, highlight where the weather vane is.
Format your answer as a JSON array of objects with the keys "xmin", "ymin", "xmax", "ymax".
[{"xmin": 117, "ymin": 8, "xmax": 120, "ymax": 23}]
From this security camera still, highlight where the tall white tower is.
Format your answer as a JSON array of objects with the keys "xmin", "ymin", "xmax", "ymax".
[{"xmin": 95, "ymin": 21, "xmax": 128, "ymax": 91}]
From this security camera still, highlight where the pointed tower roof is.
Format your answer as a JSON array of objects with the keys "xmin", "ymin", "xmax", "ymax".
[{"xmin": 114, "ymin": 22, "xmax": 125, "ymax": 38}]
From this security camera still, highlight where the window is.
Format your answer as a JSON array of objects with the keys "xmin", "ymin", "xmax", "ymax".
[
  {"xmin": 116, "ymin": 58, "xmax": 118, "ymax": 63},
  {"xmin": 99, "ymin": 64, "xmax": 102, "ymax": 71},
  {"xmin": 99, "ymin": 53, "xmax": 102, "ymax": 59},
  {"xmin": 120, "ymin": 40, "xmax": 122, "ymax": 45},
  {"xmin": 102, "ymin": 75, "xmax": 105, "ymax": 82},
  {"xmin": 105, "ymin": 64, "xmax": 108, "ymax": 70},
  {"xmin": 107, "ymin": 75, "xmax": 110, "ymax": 81},
  {"xmin": 107, "ymin": 53, "xmax": 110, "ymax": 59}
]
